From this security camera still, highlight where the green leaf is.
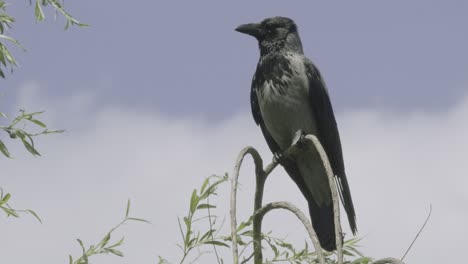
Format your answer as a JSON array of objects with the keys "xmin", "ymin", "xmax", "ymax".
[
  {"xmin": 203, "ymin": 240, "xmax": 230, "ymax": 248},
  {"xmin": 1, "ymin": 206, "xmax": 19, "ymax": 217},
  {"xmin": 127, "ymin": 217, "xmax": 151, "ymax": 224},
  {"xmin": 125, "ymin": 199, "xmax": 131, "ymax": 218},
  {"xmin": 237, "ymin": 216, "xmax": 253, "ymax": 232},
  {"xmin": 19, "ymin": 136, "xmax": 41, "ymax": 156},
  {"xmin": 77, "ymin": 239, "xmax": 88, "ymax": 264},
  {"xmin": 99, "ymin": 233, "xmax": 111, "ymax": 248},
  {"xmin": 199, "ymin": 229, "xmax": 213, "ymax": 242},
  {"xmin": 196, "ymin": 203, "xmax": 215, "ymax": 210},
  {"xmin": 0, "ymin": 192, "xmax": 11, "ymax": 205},
  {"xmin": 108, "ymin": 237, "xmax": 124, "ymax": 248},
  {"xmin": 28, "ymin": 118, "xmax": 47, "ymax": 128},
  {"xmin": 35, "ymin": 0, "xmax": 45, "ymax": 21},
  {"xmin": 200, "ymin": 178, "xmax": 210, "ymax": 193},
  {"xmin": 0, "ymin": 34, "xmax": 24, "ymax": 49},
  {"xmin": 26, "ymin": 209, "xmax": 42, "ymax": 223},
  {"xmin": 271, "ymin": 243, "xmax": 279, "ymax": 257},
  {"xmin": 106, "ymin": 248, "xmax": 124, "ymax": 257},
  {"xmin": 0, "ymin": 139, "xmax": 11, "ymax": 157},
  {"xmin": 189, "ymin": 189, "xmax": 198, "ymax": 214},
  {"xmin": 68, "ymin": 255, "xmax": 73, "ymax": 264},
  {"xmin": 199, "ymin": 177, "xmax": 227, "ymax": 200}
]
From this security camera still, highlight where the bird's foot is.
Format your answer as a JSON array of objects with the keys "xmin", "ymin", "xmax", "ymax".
[
  {"xmin": 292, "ymin": 129, "xmax": 306, "ymax": 149},
  {"xmin": 273, "ymin": 152, "xmax": 284, "ymax": 164}
]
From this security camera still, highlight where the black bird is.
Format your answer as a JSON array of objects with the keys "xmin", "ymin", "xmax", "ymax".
[{"xmin": 236, "ymin": 17, "xmax": 357, "ymax": 251}]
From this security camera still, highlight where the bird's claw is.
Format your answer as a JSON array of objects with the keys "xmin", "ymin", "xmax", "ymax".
[
  {"xmin": 292, "ymin": 129, "xmax": 306, "ymax": 148},
  {"xmin": 273, "ymin": 152, "xmax": 283, "ymax": 163}
]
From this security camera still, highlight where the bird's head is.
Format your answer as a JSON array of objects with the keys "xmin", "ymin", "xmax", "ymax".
[{"xmin": 235, "ymin": 17, "xmax": 302, "ymax": 55}]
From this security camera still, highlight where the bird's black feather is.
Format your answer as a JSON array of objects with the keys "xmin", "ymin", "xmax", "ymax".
[
  {"xmin": 305, "ymin": 60, "xmax": 357, "ymax": 234},
  {"xmin": 240, "ymin": 16, "xmax": 357, "ymax": 252}
]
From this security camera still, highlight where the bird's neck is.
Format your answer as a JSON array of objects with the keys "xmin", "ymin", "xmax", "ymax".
[{"xmin": 259, "ymin": 32, "xmax": 304, "ymax": 56}]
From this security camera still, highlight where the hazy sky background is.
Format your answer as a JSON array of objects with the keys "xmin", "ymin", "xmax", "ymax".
[{"xmin": 1, "ymin": 1, "xmax": 468, "ymax": 263}]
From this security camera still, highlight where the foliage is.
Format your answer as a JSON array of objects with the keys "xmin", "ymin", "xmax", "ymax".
[
  {"xmin": 175, "ymin": 174, "xmax": 230, "ymax": 264},
  {"xmin": 0, "ymin": 109, "xmax": 64, "ymax": 157},
  {"xmin": 1, "ymin": 0, "xmax": 81, "ymax": 222},
  {"xmin": 68, "ymin": 200, "xmax": 150, "ymax": 264},
  {"xmin": 159, "ymin": 175, "xmax": 378, "ymax": 264},
  {"xmin": 0, "ymin": 187, "xmax": 41, "ymax": 222},
  {"xmin": 0, "ymin": 0, "xmax": 87, "ymax": 78}
]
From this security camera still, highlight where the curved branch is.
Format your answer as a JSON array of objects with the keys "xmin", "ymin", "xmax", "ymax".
[
  {"xmin": 231, "ymin": 135, "xmax": 342, "ymax": 264},
  {"xmin": 303, "ymin": 134, "xmax": 343, "ymax": 264},
  {"xmin": 230, "ymin": 146, "xmax": 264, "ymax": 264},
  {"xmin": 253, "ymin": 140, "xmax": 303, "ymax": 264},
  {"xmin": 255, "ymin": 201, "xmax": 326, "ymax": 264}
]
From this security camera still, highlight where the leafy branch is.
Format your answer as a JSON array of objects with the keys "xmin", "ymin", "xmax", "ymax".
[
  {"xmin": 176, "ymin": 175, "xmax": 230, "ymax": 264},
  {"xmin": 0, "ymin": 187, "xmax": 42, "ymax": 222},
  {"xmin": 0, "ymin": 109, "xmax": 64, "ymax": 157},
  {"xmin": 32, "ymin": 0, "xmax": 89, "ymax": 29},
  {"xmin": 68, "ymin": 199, "xmax": 150, "ymax": 264},
  {"xmin": 0, "ymin": 0, "xmax": 87, "ymax": 78},
  {"xmin": 159, "ymin": 171, "xmax": 386, "ymax": 264}
]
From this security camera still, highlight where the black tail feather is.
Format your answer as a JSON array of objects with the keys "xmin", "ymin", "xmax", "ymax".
[{"xmin": 308, "ymin": 199, "xmax": 337, "ymax": 251}]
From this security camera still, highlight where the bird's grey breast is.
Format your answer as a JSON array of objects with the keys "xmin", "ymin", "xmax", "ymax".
[{"xmin": 255, "ymin": 53, "xmax": 317, "ymax": 150}]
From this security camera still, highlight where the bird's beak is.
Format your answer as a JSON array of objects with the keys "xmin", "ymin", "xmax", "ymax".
[{"xmin": 235, "ymin": 23, "xmax": 262, "ymax": 38}]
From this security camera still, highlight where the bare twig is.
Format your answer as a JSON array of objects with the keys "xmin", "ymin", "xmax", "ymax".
[
  {"xmin": 304, "ymin": 135, "xmax": 343, "ymax": 264},
  {"xmin": 255, "ymin": 201, "xmax": 326, "ymax": 264},
  {"xmin": 401, "ymin": 204, "xmax": 432, "ymax": 261}
]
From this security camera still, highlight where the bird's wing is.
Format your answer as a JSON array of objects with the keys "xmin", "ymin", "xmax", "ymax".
[{"xmin": 304, "ymin": 59, "xmax": 357, "ymax": 234}]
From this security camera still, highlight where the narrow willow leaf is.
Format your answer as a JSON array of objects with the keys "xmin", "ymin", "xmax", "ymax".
[
  {"xmin": 0, "ymin": 34, "xmax": 23, "ymax": 48},
  {"xmin": 188, "ymin": 237, "xmax": 197, "ymax": 248},
  {"xmin": 1, "ymin": 206, "xmax": 19, "ymax": 217},
  {"xmin": 35, "ymin": 0, "xmax": 45, "ymax": 21},
  {"xmin": 200, "ymin": 178, "xmax": 209, "ymax": 194},
  {"xmin": 77, "ymin": 239, "xmax": 89, "ymax": 263},
  {"xmin": 26, "ymin": 209, "xmax": 42, "ymax": 223},
  {"xmin": 107, "ymin": 248, "xmax": 124, "ymax": 257},
  {"xmin": 199, "ymin": 229, "xmax": 213, "ymax": 242},
  {"xmin": 99, "ymin": 233, "xmax": 111, "ymax": 248},
  {"xmin": 0, "ymin": 139, "xmax": 11, "ymax": 157},
  {"xmin": 125, "ymin": 199, "xmax": 131, "ymax": 218},
  {"xmin": 189, "ymin": 189, "xmax": 198, "ymax": 214},
  {"xmin": 203, "ymin": 240, "xmax": 230, "ymax": 248},
  {"xmin": 0, "ymin": 193, "xmax": 11, "ymax": 204},
  {"xmin": 236, "ymin": 216, "xmax": 253, "ymax": 232},
  {"xmin": 127, "ymin": 217, "xmax": 150, "ymax": 224},
  {"xmin": 20, "ymin": 137, "xmax": 41, "ymax": 156},
  {"xmin": 196, "ymin": 203, "xmax": 215, "ymax": 210},
  {"xmin": 108, "ymin": 237, "xmax": 124, "ymax": 248},
  {"xmin": 28, "ymin": 118, "xmax": 47, "ymax": 128}
]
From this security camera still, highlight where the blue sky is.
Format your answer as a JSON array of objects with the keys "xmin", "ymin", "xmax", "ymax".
[
  {"xmin": 1, "ymin": 1, "xmax": 468, "ymax": 264},
  {"xmin": 3, "ymin": 1, "xmax": 468, "ymax": 118}
]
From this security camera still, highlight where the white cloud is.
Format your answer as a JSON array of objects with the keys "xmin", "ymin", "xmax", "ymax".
[{"xmin": 1, "ymin": 82, "xmax": 467, "ymax": 263}]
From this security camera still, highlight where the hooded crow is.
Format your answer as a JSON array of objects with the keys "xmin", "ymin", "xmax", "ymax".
[{"xmin": 236, "ymin": 16, "xmax": 357, "ymax": 251}]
